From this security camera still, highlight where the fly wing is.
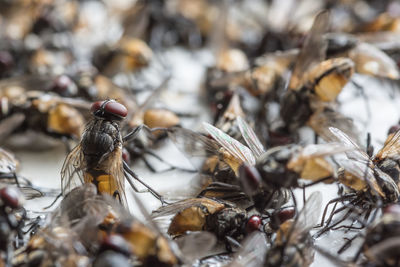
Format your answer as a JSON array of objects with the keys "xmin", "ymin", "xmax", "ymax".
[
  {"xmin": 375, "ymin": 128, "xmax": 400, "ymax": 161},
  {"xmin": 325, "ymin": 127, "xmax": 371, "ymax": 164},
  {"xmin": 167, "ymin": 126, "xmax": 224, "ymax": 171},
  {"xmin": 308, "ymin": 107, "xmax": 362, "ymax": 146},
  {"xmin": 230, "ymin": 232, "xmax": 269, "ymax": 267},
  {"xmin": 236, "ymin": 116, "xmax": 265, "ymax": 158},
  {"xmin": 175, "ymin": 231, "xmax": 217, "ymax": 262},
  {"xmin": 338, "ymin": 159, "xmax": 385, "ymax": 197},
  {"xmin": 289, "ymin": 10, "xmax": 330, "ymax": 90},
  {"xmin": 203, "ymin": 122, "xmax": 256, "ymax": 165},
  {"xmin": 297, "ymin": 142, "xmax": 353, "ymax": 159},
  {"xmin": 288, "ymin": 191, "xmax": 322, "ymax": 244},
  {"xmin": 108, "ymin": 146, "xmax": 128, "ymax": 207},
  {"xmin": 60, "ymin": 144, "xmax": 85, "ymax": 196}
]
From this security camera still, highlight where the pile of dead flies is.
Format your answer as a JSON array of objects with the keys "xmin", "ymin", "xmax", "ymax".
[{"xmin": 2, "ymin": 0, "xmax": 400, "ymax": 266}]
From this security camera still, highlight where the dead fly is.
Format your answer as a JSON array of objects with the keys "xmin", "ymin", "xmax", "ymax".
[
  {"xmin": 264, "ymin": 191, "xmax": 322, "ymax": 267},
  {"xmin": 204, "ymin": 117, "xmax": 346, "ymax": 211},
  {"xmin": 316, "ymin": 127, "xmax": 400, "ymax": 236},
  {"xmin": 280, "ymin": 11, "xmax": 354, "ymax": 132},
  {"xmin": 92, "ymin": 38, "xmax": 153, "ymax": 77},
  {"xmin": 61, "ymin": 99, "xmax": 165, "ymax": 207},
  {"xmin": 326, "ymin": 33, "xmax": 400, "ymax": 80},
  {"xmin": 0, "ymin": 187, "xmax": 26, "ymax": 267},
  {"xmin": 120, "ymin": 0, "xmax": 215, "ymax": 48},
  {"xmin": 152, "ymin": 197, "xmax": 262, "ymax": 251},
  {"xmin": 208, "ymin": 48, "xmax": 297, "ymax": 104},
  {"xmin": 0, "ymin": 90, "xmax": 89, "ymax": 149},
  {"xmin": 212, "ymin": 93, "xmax": 246, "ymax": 141},
  {"xmin": 225, "ymin": 192, "xmax": 321, "ymax": 267}
]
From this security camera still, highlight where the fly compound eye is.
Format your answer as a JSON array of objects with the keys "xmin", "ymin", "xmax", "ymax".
[
  {"xmin": 246, "ymin": 215, "xmax": 262, "ymax": 233},
  {"xmin": 91, "ymin": 100, "xmax": 128, "ymax": 119},
  {"xmin": 91, "ymin": 100, "xmax": 105, "ymax": 113},
  {"xmin": 0, "ymin": 187, "xmax": 24, "ymax": 209},
  {"xmin": 104, "ymin": 101, "xmax": 128, "ymax": 118}
]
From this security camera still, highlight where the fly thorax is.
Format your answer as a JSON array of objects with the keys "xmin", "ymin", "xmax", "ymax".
[{"xmin": 205, "ymin": 208, "xmax": 246, "ymax": 239}]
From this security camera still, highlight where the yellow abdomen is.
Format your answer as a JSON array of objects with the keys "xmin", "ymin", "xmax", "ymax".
[{"xmin": 84, "ymin": 172, "xmax": 118, "ymax": 196}]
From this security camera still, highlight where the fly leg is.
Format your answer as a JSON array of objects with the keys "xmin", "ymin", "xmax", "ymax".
[
  {"xmin": 123, "ymin": 125, "xmax": 143, "ymax": 143},
  {"xmin": 315, "ymin": 193, "xmax": 356, "ymax": 228},
  {"xmin": 224, "ymin": 236, "xmax": 241, "ymax": 253},
  {"xmin": 43, "ymin": 193, "xmax": 63, "ymax": 209},
  {"xmin": 142, "ymin": 149, "xmax": 196, "ymax": 173},
  {"xmin": 123, "ymin": 161, "xmax": 168, "ymax": 205}
]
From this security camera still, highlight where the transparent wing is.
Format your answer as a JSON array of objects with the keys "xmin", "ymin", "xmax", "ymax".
[
  {"xmin": 230, "ymin": 232, "xmax": 269, "ymax": 267},
  {"xmin": 289, "ymin": 10, "xmax": 330, "ymax": 90},
  {"xmin": 288, "ymin": 191, "xmax": 322, "ymax": 244},
  {"xmin": 236, "ymin": 116, "xmax": 265, "ymax": 158},
  {"xmin": 175, "ymin": 231, "xmax": 217, "ymax": 262},
  {"xmin": 203, "ymin": 122, "xmax": 256, "ymax": 165},
  {"xmin": 375, "ymin": 128, "xmax": 400, "ymax": 161},
  {"xmin": 167, "ymin": 126, "xmax": 223, "ymax": 171},
  {"xmin": 308, "ymin": 107, "xmax": 362, "ymax": 146},
  {"xmin": 326, "ymin": 127, "xmax": 370, "ymax": 164},
  {"xmin": 168, "ymin": 127, "xmax": 221, "ymax": 158},
  {"xmin": 338, "ymin": 159, "xmax": 384, "ymax": 197},
  {"xmin": 109, "ymin": 146, "xmax": 128, "ymax": 207},
  {"xmin": 60, "ymin": 144, "xmax": 85, "ymax": 196},
  {"xmin": 298, "ymin": 142, "xmax": 353, "ymax": 158}
]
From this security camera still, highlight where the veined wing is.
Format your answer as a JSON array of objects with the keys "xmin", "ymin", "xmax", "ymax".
[
  {"xmin": 338, "ymin": 159, "xmax": 385, "ymax": 197},
  {"xmin": 327, "ymin": 127, "xmax": 371, "ymax": 164},
  {"xmin": 236, "ymin": 116, "xmax": 265, "ymax": 158},
  {"xmin": 203, "ymin": 122, "xmax": 255, "ymax": 165},
  {"xmin": 61, "ymin": 144, "xmax": 85, "ymax": 196},
  {"xmin": 288, "ymin": 191, "xmax": 322, "ymax": 244},
  {"xmin": 289, "ymin": 10, "xmax": 330, "ymax": 90}
]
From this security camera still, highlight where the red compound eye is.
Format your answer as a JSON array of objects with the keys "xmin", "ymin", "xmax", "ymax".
[
  {"xmin": 104, "ymin": 101, "xmax": 128, "ymax": 118},
  {"xmin": 246, "ymin": 215, "xmax": 262, "ymax": 233},
  {"xmin": 91, "ymin": 100, "xmax": 128, "ymax": 118},
  {"xmin": 277, "ymin": 207, "xmax": 296, "ymax": 224},
  {"xmin": 0, "ymin": 187, "xmax": 24, "ymax": 209},
  {"xmin": 91, "ymin": 100, "xmax": 105, "ymax": 112}
]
